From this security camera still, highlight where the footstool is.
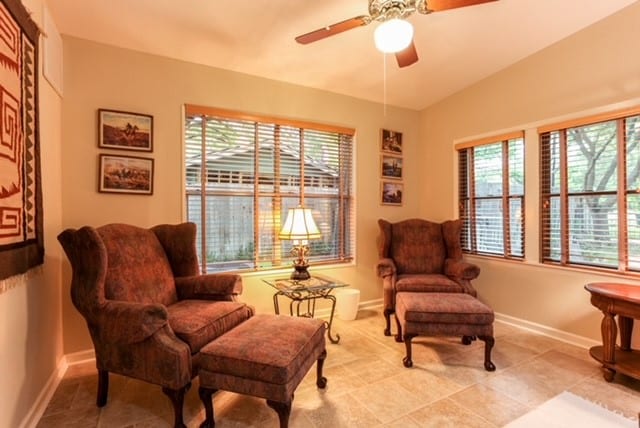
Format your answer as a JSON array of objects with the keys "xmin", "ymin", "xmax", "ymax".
[
  {"xmin": 198, "ymin": 314, "xmax": 327, "ymax": 428},
  {"xmin": 394, "ymin": 292, "xmax": 496, "ymax": 371}
]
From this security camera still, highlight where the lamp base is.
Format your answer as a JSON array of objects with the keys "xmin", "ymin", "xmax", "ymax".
[{"xmin": 290, "ymin": 264, "xmax": 311, "ymax": 281}]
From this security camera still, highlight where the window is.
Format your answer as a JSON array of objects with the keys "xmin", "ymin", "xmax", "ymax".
[
  {"xmin": 457, "ymin": 132, "xmax": 525, "ymax": 258},
  {"xmin": 184, "ymin": 105, "xmax": 355, "ymax": 274},
  {"xmin": 540, "ymin": 107, "xmax": 640, "ymax": 272}
]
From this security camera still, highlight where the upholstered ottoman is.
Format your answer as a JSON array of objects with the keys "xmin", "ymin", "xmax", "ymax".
[
  {"xmin": 198, "ymin": 314, "xmax": 327, "ymax": 428},
  {"xmin": 394, "ymin": 292, "xmax": 496, "ymax": 371}
]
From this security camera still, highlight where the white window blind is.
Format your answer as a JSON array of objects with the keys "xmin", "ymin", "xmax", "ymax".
[
  {"xmin": 457, "ymin": 133, "xmax": 525, "ymax": 258},
  {"xmin": 184, "ymin": 105, "xmax": 355, "ymax": 273}
]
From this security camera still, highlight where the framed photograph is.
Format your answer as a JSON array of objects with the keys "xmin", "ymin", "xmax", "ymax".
[
  {"xmin": 381, "ymin": 128, "xmax": 402, "ymax": 154},
  {"xmin": 381, "ymin": 181, "xmax": 403, "ymax": 206},
  {"xmin": 99, "ymin": 109, "xmax": 153, "ymax": 152},
  {"xmin": 99, "ymin": 154, "xmax": 154, "ymax": 195},
  {"xmin": 381, "ymin": 154, "xmax": 403, "ymax": 179}
]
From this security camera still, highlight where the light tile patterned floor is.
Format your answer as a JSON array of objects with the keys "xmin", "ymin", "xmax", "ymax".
[{"xmin": 37, "ymin": 308, "xmax": 640, "ymax": 427}]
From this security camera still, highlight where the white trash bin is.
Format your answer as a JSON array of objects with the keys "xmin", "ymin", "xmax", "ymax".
[{"xmin": 336, "ymin": 288, "xmax": 360, "ymax": 321}]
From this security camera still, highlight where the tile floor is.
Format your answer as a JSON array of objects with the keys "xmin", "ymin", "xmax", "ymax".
[{"xmin": 37, "ymin": 308, "xmax": 640, "ymax": 427}]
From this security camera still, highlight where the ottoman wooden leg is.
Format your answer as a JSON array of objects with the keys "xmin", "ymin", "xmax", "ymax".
[
  {"xmin": 478, "ymin": 335, "xmax": 496, "ymax": 372},
  {"xmin": 317, "ymin": 349, "xmax": 328, "ymax": 388},
  {"xmin": 267, "ymin": 399, "xmax": 292, "ymax": 428},
  {"xmin": 198, "ymin": 386, "xmax": 217, "ymax": 428},
  {"xmin": 402, "ymin": 333, "xmax": 417, "ymax": 368}
]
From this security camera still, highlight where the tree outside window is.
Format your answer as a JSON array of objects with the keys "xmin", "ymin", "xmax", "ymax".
[
  {"xmin": 458, "ymin": 133, "xmax": 525, "ymax": 259},
  {"xmin": 540, "ymin": 112, "xmax": 640, "ymax": 272}
]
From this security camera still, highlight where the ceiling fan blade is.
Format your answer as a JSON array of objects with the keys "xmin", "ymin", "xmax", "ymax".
[
  {"xmin": 295, "ymin": 15, "xmax": 369, "ymax": 45},
  {"xmin": 426, "ymin": 0, "xmax": 498, "ymax": 12},
  {"xmin": 395, "ymin": 41, "xmax": 419, "ymax": 68}
]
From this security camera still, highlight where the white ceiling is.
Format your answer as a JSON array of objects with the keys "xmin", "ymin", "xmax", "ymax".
[{"xmin": 48, "ymin": 0, "xmax": 638, "ymax": 111}]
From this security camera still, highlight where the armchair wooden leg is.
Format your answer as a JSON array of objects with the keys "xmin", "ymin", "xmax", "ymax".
[
  {"xmin": 316, "ymin": 349, "xmax": 327, "ymax": 388},
  {"xmin": 162, "ymin": 386, "xmax": 187, "ymax": 428},
  {"xmin": 394, "ymin": 314, "xmax": 403, "ymax": 343},
  {"xmin": 267, "ymin": 399, "xmax": 292, "ymax": 428},
  {"xmin": 198, "ymin": 386, "xmax": 217, "ymax": 428},
  {"xmin": 97, "ymin": 370, "xmax": 108, "ymax": 407},
  {"xmin": 383, "ymin": 309, "xmax": 394, "ymax": 336}
]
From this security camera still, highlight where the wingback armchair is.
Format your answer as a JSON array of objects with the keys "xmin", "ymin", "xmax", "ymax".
[
  {"xmin": 58, "ymin": 222, "xmax": 254, "ymax": 428},
  {"xmin": 376, "ymin": 218, "xmax": 480, "ymax": 336}
]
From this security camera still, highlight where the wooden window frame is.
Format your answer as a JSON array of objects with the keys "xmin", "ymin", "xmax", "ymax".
[
  {"xmin": 184, "ymin": 105, "xmax": 355, "ymax": 274},
  {"xmin": 457, "ymin": 132, "xmax": 525, "ymax": 259},
  {"xmin": 539, "ymin": 106, "xmax": 640, "ymax": 274}
]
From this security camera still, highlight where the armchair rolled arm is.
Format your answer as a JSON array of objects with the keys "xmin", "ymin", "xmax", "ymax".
[
  {"xmin": 376, "ymin": 258, "xmax": 397, "ymax": 278},
  {"xmin": 444, "ymin": 259, "xmax": 480, "ymax": 280},
  {"xmin": 175, "ymin": 273, "xmax": 242, "ymax": 300},
  {"xmin": 95, "ymin": 300, "xmax": 168, "ymax": 345}
]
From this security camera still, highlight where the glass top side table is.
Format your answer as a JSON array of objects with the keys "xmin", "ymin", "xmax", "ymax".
[{"xmin": 262, "ymin": 275, "xmax": 348, "ymax": 344}]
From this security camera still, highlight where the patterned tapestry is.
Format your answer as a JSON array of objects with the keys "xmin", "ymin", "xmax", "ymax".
[{"xmin": 0, "ymin": 0, "xmax": 42, "ymax": 281}]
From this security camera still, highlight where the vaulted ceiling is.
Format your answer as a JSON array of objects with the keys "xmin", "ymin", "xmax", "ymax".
[{"xmin": 48, "ymin": 0, "xmax": 638, "ymax": 110}]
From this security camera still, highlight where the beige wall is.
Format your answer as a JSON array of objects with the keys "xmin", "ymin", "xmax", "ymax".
[
  {"xmin": 0, "ymin": 1, "xmax": 64, "ymax": 427},
  {"xmin": 420, "ymin": 2, "xmax": 640, "ymax": 344},
  {"xmin": 60, "ymin": 36, "xmax": 422, "ymax": 353}
]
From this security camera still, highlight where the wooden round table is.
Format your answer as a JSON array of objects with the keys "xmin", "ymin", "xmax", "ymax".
[{"xmin": 584, "ymin": 282, "xmax": 640, "ymax": 382}]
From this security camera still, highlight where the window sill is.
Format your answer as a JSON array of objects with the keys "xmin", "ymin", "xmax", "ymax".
[{"xmin": 464, "ymin": 253, "xmax": 640, "ymax": 281}]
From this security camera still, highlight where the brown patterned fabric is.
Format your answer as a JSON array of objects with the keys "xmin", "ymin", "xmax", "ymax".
[
  {"xmin": 199, "ymin": 314, "xmax": 326, "ymax": 403},
  {"xmin": 396, "ymin": 292, "xmax": 494, "ymax": 339},
  {"xmin": 57, "ymin": 222, "xmax": 253, "ymax": 394},
  {"xmin": 388, "ymin": 219, "xmax": 446, "ymax": 274},
  {"xmin": 175, "ymin": 273, "xmax": 243, "ymax": 300},
  {"xmin": 200, "ymin": 314, "xmax": 325, "ymax": 384},
  {"xmin": 396, "ymin": 292, "xmax": 494, "ymax": 325},
  {"xmin": 442, "ymin": 219, "xmax": 463, "ymax": 260},
  {"xmin": 167, "ymin": 300, "xmax": 253, "ymax": 353},
  {"xmin": 396, "ymin": 274, "xmax": 463, "ymax": 292},
  {"xmin": 444, "ymin": 259, "xmax": 480, "ymax": 281},
  {"xmin": 376, "ymin": 218, "xmax": 481, "ymax": 333},
  {"xmin": 97, "ymin": 224, "xmax": 178, "ymax": 306},
  {"xmin": 94, "ymin": 324, "xmax": 192, "ymax": 390},
  {"xmin": 402, "ymin": 320, "xmax": 493, "ymax": 338},
  {"xmin": 152, "ymin": 222, "xmax": 200, "ymax": 277}
]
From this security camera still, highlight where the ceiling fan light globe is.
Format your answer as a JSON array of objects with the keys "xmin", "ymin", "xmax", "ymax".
[{"xmin": 374, "ymin": 19, "xmax": 414, "ymax": 53}]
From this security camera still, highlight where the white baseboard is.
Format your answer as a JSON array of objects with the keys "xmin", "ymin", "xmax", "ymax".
[
  {"xmin": 313, "ymin": 297, "xmax": 382, "ymax": 318},
  {"xmin": 65, "ymin": 349, "xmax": 96, "ymax": 364},
  {"xmin": 19, "ymin": 356, "xmax": 68, "ymax": 428},
  {"xmin": 20, "ymin": 350, "xmax": 96, "ymax": 428},
  {"xmin": 495, "ymin": 311, "xmax": 600, "ymax": 349}
]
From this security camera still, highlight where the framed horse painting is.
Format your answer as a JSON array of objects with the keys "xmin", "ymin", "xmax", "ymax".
[{"xmin": 98, "ymin": 109, "xmax": 153, "ymax": 152}]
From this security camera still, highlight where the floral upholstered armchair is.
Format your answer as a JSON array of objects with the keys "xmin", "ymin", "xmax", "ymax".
[
  {"xmin": 376, "ymin": 218, "xmax": 480, "ymax": 336},
  {"xmin": 58, "ymin": 222, "xmax": 254, "ymax": 428}
]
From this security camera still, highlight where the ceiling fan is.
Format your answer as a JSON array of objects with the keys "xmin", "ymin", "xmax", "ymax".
[{"xmin": 295, "ymin": 0, "xmax": 497, "ymax": 68}]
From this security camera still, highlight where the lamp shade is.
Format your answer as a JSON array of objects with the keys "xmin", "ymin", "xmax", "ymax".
[
  {"xmin": 374, "ymin": 18, "xmax": 414, "ymax": 53},
  {"xmin": 279, "ymin": 207, "xmax": 321, "ymax": 241}
]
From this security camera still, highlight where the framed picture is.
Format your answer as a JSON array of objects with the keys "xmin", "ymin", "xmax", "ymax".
[
  {"xmin": 99, "ymin": 109, "xmax": 153, "ymax": 152},
  {"xmin": 99, "ymin": 154, "xmax": 154, "ymax": 195},
  {"xmin": 381, "ymin": 181, "xmax": 403, "ymax": 206},
  {"xmin": 381, "ymin": 154, "xmax": 403, "ymax": 179},
  {"xmin": 381, "ymin": 128, "xmax": 402, "ymax": 154}
]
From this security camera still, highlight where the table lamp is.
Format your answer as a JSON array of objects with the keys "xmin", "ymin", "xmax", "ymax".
[{"xmin": 279, "ymin": 206, "xmax": 321, "ymax": 280}]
